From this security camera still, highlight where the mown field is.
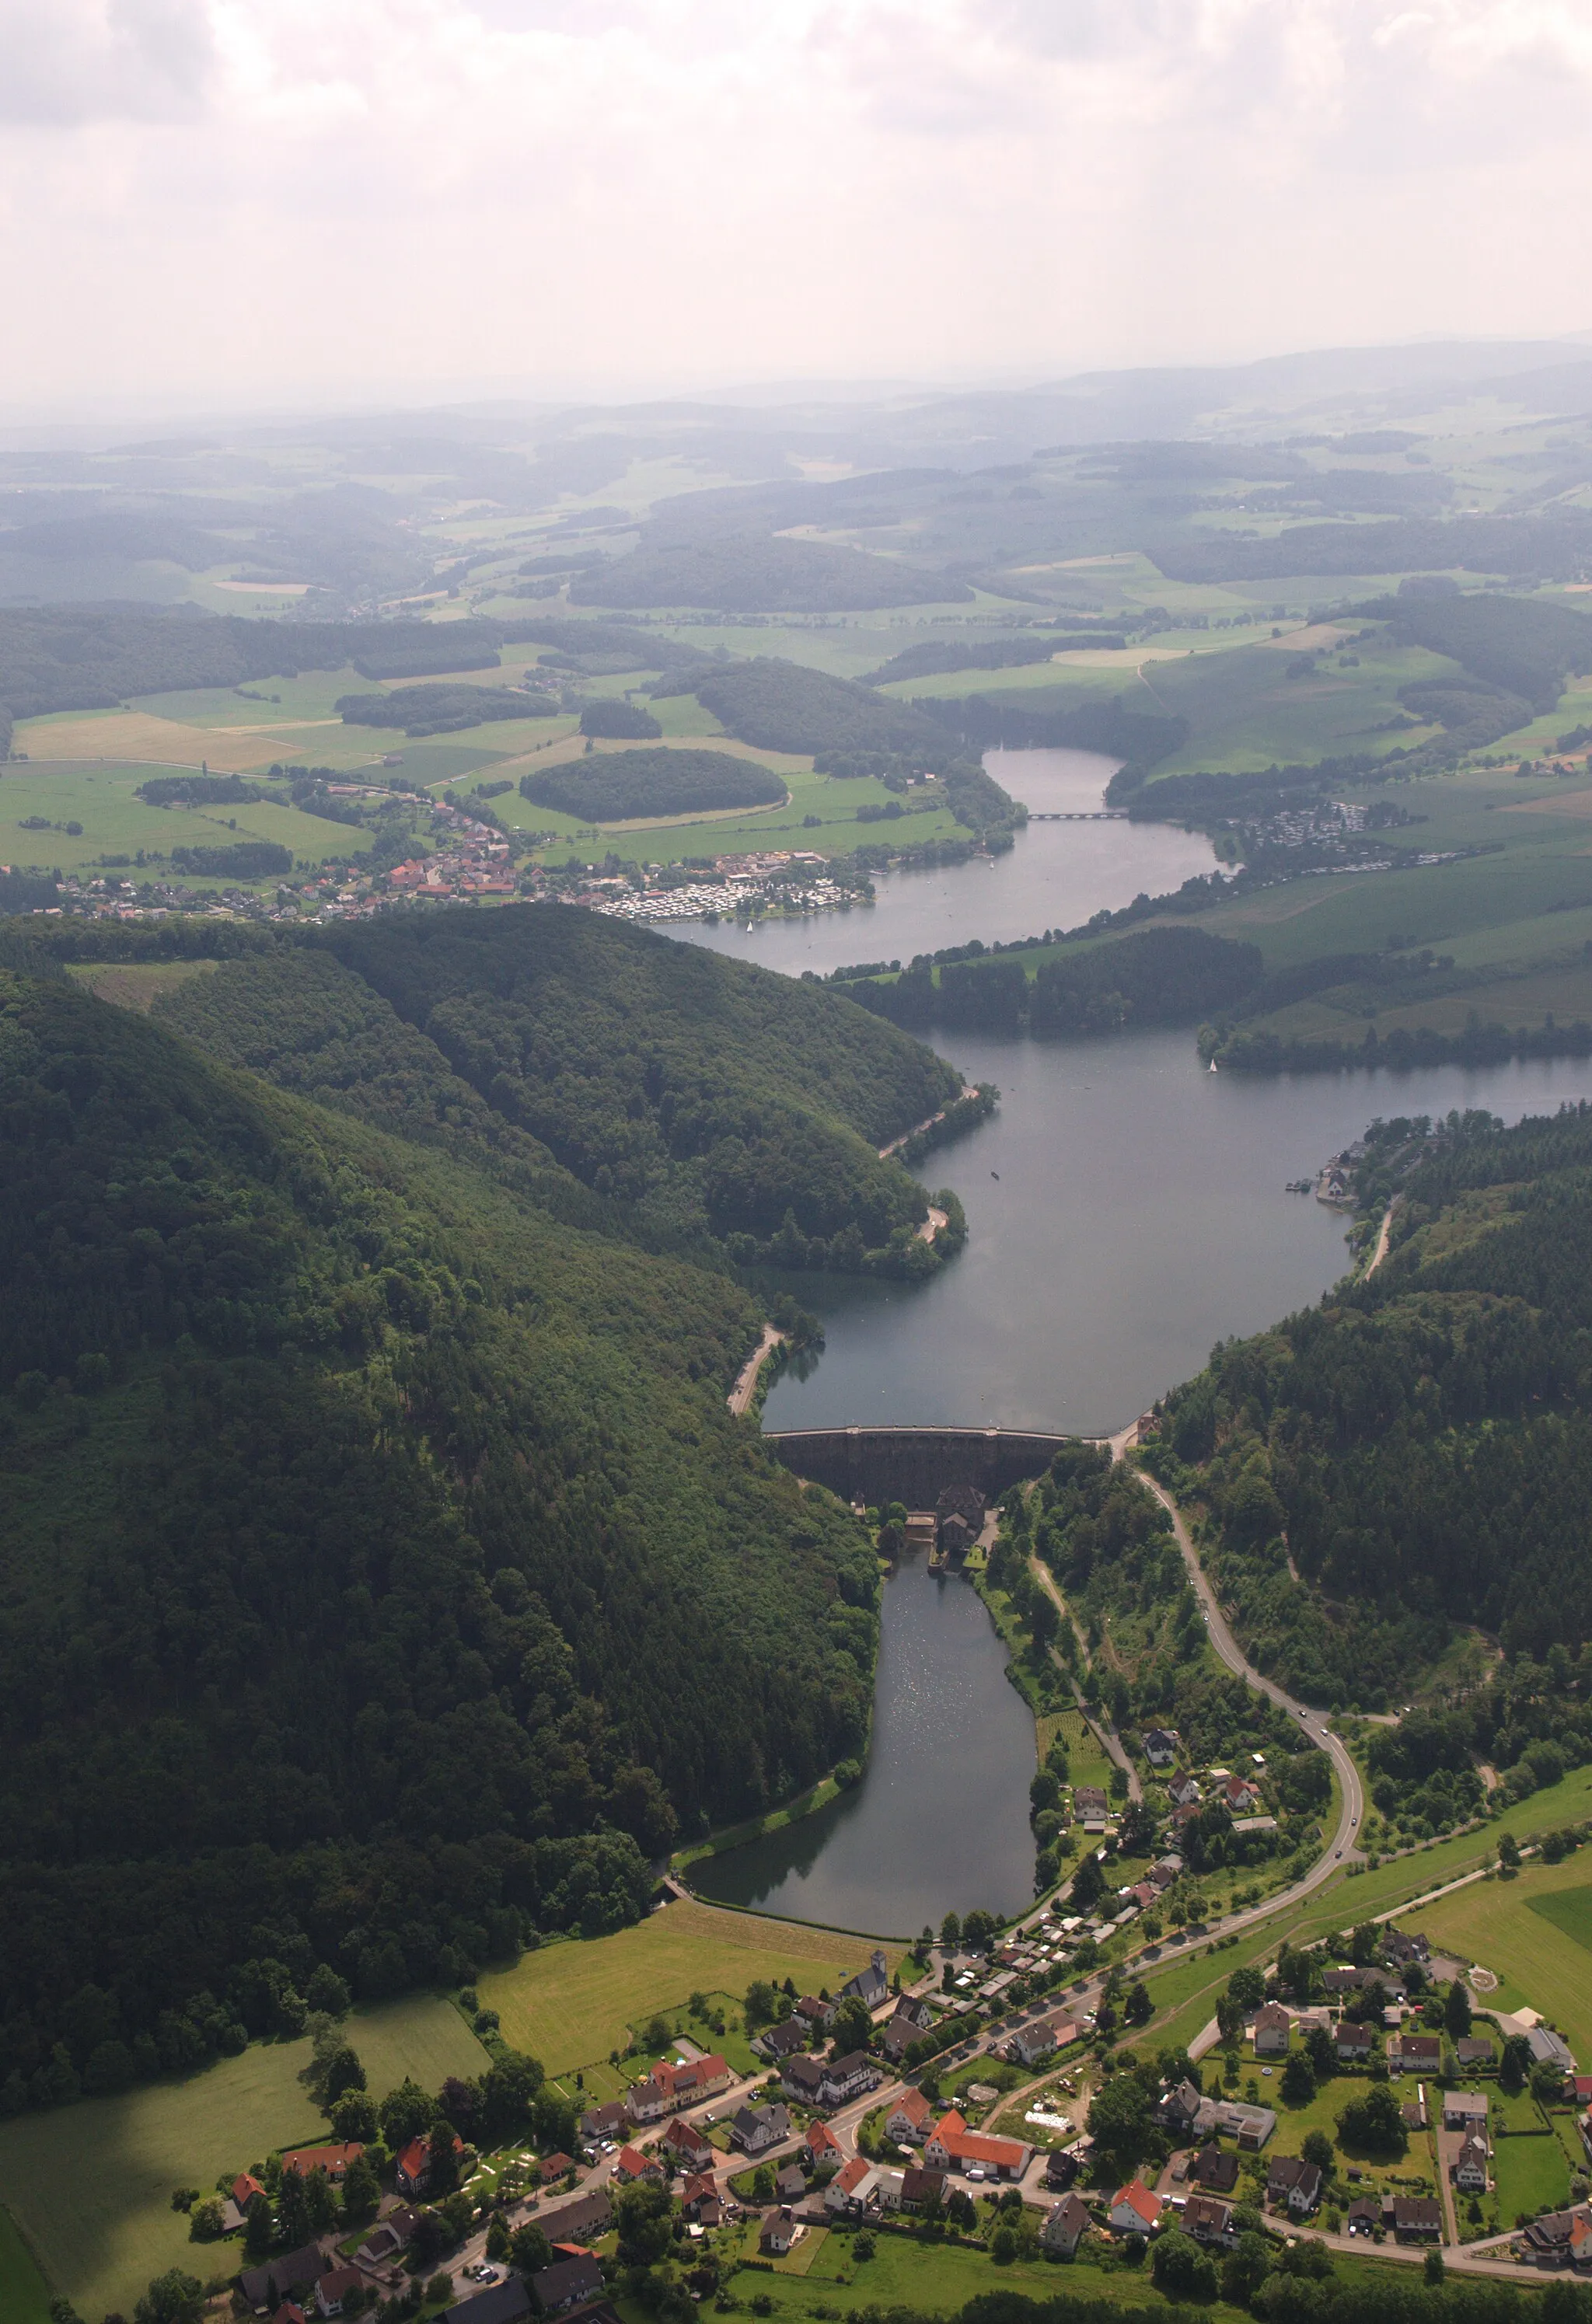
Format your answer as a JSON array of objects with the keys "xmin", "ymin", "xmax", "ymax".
[
  {"xmin": 0, "ymin": 1998, "xmax": 486, "ymax": 2319},
  {"xmin": 1399, "ymin": 1855, "xmax": 1592, "ymax": 2068},
  {"xmin": 477, "ymin": 1900, "xmax": 898, "ymax": 2081}
]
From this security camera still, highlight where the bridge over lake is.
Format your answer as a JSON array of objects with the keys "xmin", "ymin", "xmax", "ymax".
[{"xmin": 763, "ymin": 1424, "xmax": 1074, "ymax": 1507}]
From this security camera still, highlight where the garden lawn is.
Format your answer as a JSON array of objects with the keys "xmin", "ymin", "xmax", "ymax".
[
  {"xmin": 477, "ymin": 1901, "xmax": 895, "ymax": 2079},
  {"xmin": 712, "ymin": 2225, "xmax": 1259, "ymax": 2322},
  {"xmin": 1489, "ymin": 2129, "xmax": 1570, "ymax": 2224},
  {"xmin": 1405, "ymin": 1857, "xmax": 1592, "ymax": 2069},
  {"xmin": 1055, "ymin": 1708, "xmax": 1116, "ymax": 1797},
  {"xmin": 737, "ymin": 2220, "xmax": 832, "ymax": 2276},
  {"xmin": 0, "ymin": 1998, "xmax": 484, "ymax": 2318}
]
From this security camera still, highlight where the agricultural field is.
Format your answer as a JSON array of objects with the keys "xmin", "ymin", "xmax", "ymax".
[
  {"xmin": 0, "ymin": 756, "xmax": 378, "ymax": 878},
  {"xmin": 477, "ymin": 1900, "xmax": 897, "ymax": 2081},
  {"xmin": 0, "ymin": 1998, "xmax": 485, "ymax": 2319},
  {"xmin": 4, "ymin": 687, "xmax": 953, "ymax": 885},
  {"xmin": 1395, "ymin": 1855, "xmax": 1592, "ymax": 2069}
]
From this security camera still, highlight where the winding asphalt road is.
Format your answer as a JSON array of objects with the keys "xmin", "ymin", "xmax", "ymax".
[{"xmin": 1131, "ymin": 1467, "xmax": 1367, "ymax": 1915}]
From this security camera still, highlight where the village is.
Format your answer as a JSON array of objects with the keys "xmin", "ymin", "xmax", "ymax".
[{"xmin": 201, "ymin": 1869, "xmax": 1592, "ymax": 2324}]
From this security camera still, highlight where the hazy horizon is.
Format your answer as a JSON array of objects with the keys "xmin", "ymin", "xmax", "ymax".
[{"xmin": 4, "ymin": 0, "xmax": 1591, "ymax": 414}]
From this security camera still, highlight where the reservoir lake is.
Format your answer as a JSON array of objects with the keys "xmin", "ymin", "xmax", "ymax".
[
  {"xmin": 669, "ymin": 751, "xmax": 1592, "ymax": 1932},
  {"xmin": 690, "ymin": 1550, "xmax": 1039, "ymax": 1934}
]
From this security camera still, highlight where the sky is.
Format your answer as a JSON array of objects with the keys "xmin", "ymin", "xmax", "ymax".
[{"xmin": 2, "ymin": 0, "xmax": 1590, "ymax": 415}]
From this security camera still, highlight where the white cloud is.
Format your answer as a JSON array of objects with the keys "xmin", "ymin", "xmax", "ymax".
[
  {"xmin": 0, "ymin": 0, "xmax": 214, "ymax": 124},
  {"xmin": 0, "ymin": 0, "xmax": 1587, "ymax": 407}
]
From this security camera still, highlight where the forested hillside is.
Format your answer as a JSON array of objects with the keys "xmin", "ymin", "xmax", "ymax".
[
  {"xmin": 1148, "ymin": 1104, "xmax": 1592, "ymax": 1711},
  {"xmin": 285, "ymin": 908, "xmax": 960, "ymax": 1272},
  {"xmin": 0, "ymin": 960, "xmax": 884, "ymax": 2105}
]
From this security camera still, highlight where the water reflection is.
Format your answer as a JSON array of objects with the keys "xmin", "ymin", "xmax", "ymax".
[
  {"xmin": 760, "ymin": 1035, "xmax": 1592, "ymax": 1436},
  {"xmin": 690, "ymin": 1553, "xmax": 1037, "ymax": 1935}
]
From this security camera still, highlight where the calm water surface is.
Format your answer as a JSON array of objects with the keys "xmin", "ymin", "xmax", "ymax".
[
  {"xmin": 690, "ymin": 1552, "xmax": 1037, "ymax": 1935},
  {"xmin": 759, "ymin": 1035, "xmax": 1592, "ymax": 1434},
  {"xmin": 672, "ymin": 748, "xmax": 1217, "ymax": 978},
  {"xmin": 672, "ymin": 749, "xmax": 1592, "ymax": 1924}
]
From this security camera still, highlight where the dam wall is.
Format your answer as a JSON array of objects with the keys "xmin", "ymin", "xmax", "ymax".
[{"xmin": 764, "ymin": 1425, "xmax": 1073, "ymax": 1508}]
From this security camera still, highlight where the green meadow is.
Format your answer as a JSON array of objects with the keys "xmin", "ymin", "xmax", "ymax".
[{"xmin": 0, "ymin": 1999, "xmax": 487, "ymax": 2319}]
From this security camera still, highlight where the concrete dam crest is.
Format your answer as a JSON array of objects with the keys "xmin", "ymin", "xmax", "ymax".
[{"xmin": 763, "ymin": 1424, "xmax": 1074, "ymax": 1507}]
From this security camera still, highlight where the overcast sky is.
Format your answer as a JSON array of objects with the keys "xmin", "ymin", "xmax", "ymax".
[{"xmin": 2, "ymin": 0, "xmax": 1590, "ymax": 416}]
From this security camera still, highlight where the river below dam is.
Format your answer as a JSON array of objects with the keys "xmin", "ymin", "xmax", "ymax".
[
  {"xmin": 667, "ymin": 750, "xmax": 1592, "ymax": 1934},
  {"xmin": 689, "ymin": 1548, "xmax": 1039, "ymax": 1934}
]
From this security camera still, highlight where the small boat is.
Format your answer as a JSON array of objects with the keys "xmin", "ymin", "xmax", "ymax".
[
  {"xmin": 991, "ymin": 1171, "xmax": 1000, "ymax": 1179},
  {"xmin": 1208, "ymin": 1059, "xmax": 1218, "ymax": 1073}
]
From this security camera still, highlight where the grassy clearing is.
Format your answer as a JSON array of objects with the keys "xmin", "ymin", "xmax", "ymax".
[
  {"xmin": 1403, "ymin": 1856, "xmax": 1592, "ymax": 2065},
  {"xmin": 1053, "ymin": 1708, "xmax": 1115, "ymax": 1796},
  {"xmin": 0, "ymin": 1998, "xmax": 484, "ymax": 2318},
  {"xmin": 0, "ymin": 2208, "xmax": 51, "ymax": 2324},
  {"xmin": 478, "ymin": 1901, "xmax": 896, "ymax": 2080},
  {"xmin": 65, "ymin": 958, "xmax": 222, "ymax": 1010}
]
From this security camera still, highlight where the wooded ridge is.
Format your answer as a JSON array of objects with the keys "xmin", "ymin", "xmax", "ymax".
[{"xmin": 0, "ymin": 902, "xmax": 975, "ymax": 2109}]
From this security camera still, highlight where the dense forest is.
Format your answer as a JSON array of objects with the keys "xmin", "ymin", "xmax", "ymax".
[
  {"xmin": 838, "ymin": 926, "xmax": 1264, "ymax": 1037},
  {"xmin": 1146, "ymin": 508, "xmax": 1592, "ymax": 583},
  {"xmin": 859, "ymin": 634, "xmax": 1124, "ymax": 683},
  {"xmin": 0, "ymin": 933, "xmax": 916, "ymax": 2106},
  {"xmin": 1376, "ymin": 589, "xmax": 1592, "ymax": 709},
  {"xmin": 337, "ymin": 683, "xmax": 557, "ymax": 735},
  {"xmin": 579, "ymin": 699, "xmax": 662, "ymax": 738},
  {"xmin": 915, "ymin": 689, "xmax": 1189, "ymax": 768},
  {"xmin": 1147, "ymin": 1102, "xmax": 1592, "ymax": 1709},
  {"xmin": 680, "ymin": 655, "xmax": 955, "ymax": 758},
  {"xmin": 571, "ymin": 529, "xmax": 966, "ymax": 612},
  {"xmin": 519, "ymin": 747, "xmax": 786, "ymax": 821},
  {"xmin": 151, "ymin": 909, "xmax": 962, "ymax": 1271}
]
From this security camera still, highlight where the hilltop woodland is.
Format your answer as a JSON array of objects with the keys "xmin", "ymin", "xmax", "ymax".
[
  {"xmin": 1145, "ymin": 1103, "xmax": 1592, "ymax": 1738},
  {"xmin": 519, "ymin": 746, "xmax": 787, "ymax": 821},
  {"xmin": 837, "ymin": 926, "xmax": 1263, "ymax": 1037},
  {"xmin": 0, "ymin": 906, "xmax": 971, "ymax": 2116}
]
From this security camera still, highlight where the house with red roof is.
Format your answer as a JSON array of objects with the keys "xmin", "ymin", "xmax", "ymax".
[
  {"xmin": 662, "ymin": 2117, "xmax": 715, "ymax": 2170},
  {"xmin": 613, "ymin": 2144, "xmax": 664, "ymax": 2184},
  {"xmin": 922, "ymin": 2109, "xmax": 1030, "ymax": 2181},
  {"xmin": 394, "ymin": 2137, "xmax": 431, "ymax": 2197},
  {"xmin": 885, "ymin": 2088, "xmax": 934, "ymax": 2144},
  {"xmin": 803, "ymin": 2120, "xmax": 843, "ymax": 2169},
  {"xmin": 232, "ymin": 2172, "xmax": 267, "ymax": 2211},
  {"xmin": 1108, "ymin": 2182, "xmax": 1162, "ymax": 2236},
  {"xmin": 627, "ymin": 2054, "xmax": 731, "ymax": 2122},
  {"xmin": 681, "ymin": 2171, "xmax": 722, "ymax": 2226},
  {"xmin": 824, "ymin": 2155, "xmax": 877, "ymax": 2217},
  {"xmin": 281, "ymin": 2142, "xmax": 365, "ymax": 2183}
]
